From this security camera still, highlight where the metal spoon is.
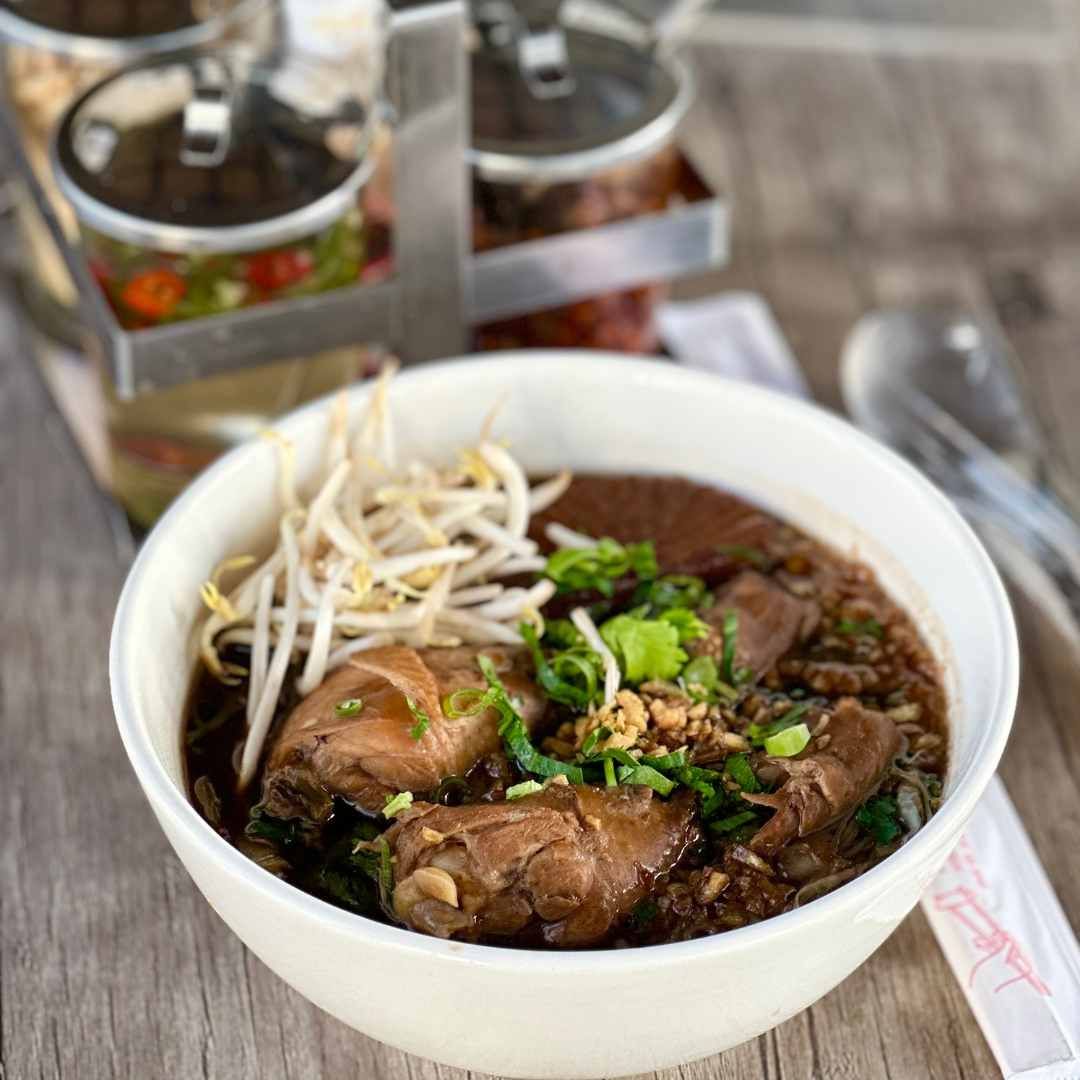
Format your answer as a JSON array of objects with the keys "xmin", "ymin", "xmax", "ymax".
[{"xmin": 841, "ymin": 304, "xmax": 1080, "ymax": 646}]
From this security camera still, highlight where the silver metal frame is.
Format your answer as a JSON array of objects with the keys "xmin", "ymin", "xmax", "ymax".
[{"xmin": 0, "ymin": 0, "xmax": 729, "ymax": 399}]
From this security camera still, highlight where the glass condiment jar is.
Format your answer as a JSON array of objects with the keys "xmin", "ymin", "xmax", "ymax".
[
  {"xmin": 52, "ymin": 47, "xmax": 381, "ymax": 528},
  {"xmin": 469, "ymin": 24, "xmax": 692, "ymax": 353},
  {"xmin": 0, "ymin": 0, "xmax": 273, "ymax": 328}
]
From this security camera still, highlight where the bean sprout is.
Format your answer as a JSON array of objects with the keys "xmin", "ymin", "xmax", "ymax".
[
  {"xmin": 196, "ymin": 367, "xmax": 573, "ymax": 791},
  {"xmin": 570, "ymin": 606, "xmax": 620, "ymax": 706}
]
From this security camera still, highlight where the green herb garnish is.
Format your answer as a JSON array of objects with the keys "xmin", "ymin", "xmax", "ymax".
[
  {"xmin": 544, "ymin": 537, "xmax": 657, "ymax": 597},
  {"xmin": 764, "ymin": 722, "xmax": 811, "ymax": 757},
  {"xmin": 441, "ymin": 687, "xmax": 495, "ymax": 718},
  {"xmin": 856, "ymin": 795, "xmax": 901, "ymax": 844},
  {"xmin": 520, "ymin": 621, "xmax": 600, "ymax": 708},
  {"xmin": 245, "ymin": 811, "xmax": 310, "ymax": 848},
  {"xmin": 724, "ymin": 753, "xmax": 761, "ymax": 794},
  {"xmin": 747, "ymin": 702, "xmax": 811, "ymax": 745},
  {"xmin": 478, "ymin": 655, "xmax": 584, "ymax": 783},
  {"xmin": 680, "ymin": 655, "xmax": 738, "ymax": 703},
  {"xmin": 382, "ymin": 791, "xmax": 414, "ymax": 818},
  {"xmin": 334, "ymin": 698, "xmax": 364, "ymax": 718},
  {"xmin": 709, "ymin": 809, "xmax": 760, "ymax": 834},
  {"xmin": 506, "ymin": 780, "xmax": 544, "ymax": 801},
  {"xmin": 544, "ymin": 618, "xmax": 586, "ymax": 650},
  {"xmin": 599, "ymin": 613, "xmax": 687, "ymax": 683},
  {"xmin": 720, "ymin": 610, "xmax": 741, "ymax": 685},
  {"xmin": 633, "ymin": 574, "xmax": 707, "ymax": 614},
  {"xmin": 615, "ymin": 763, "xmax": 677, "ymax": 796},
  {"xmin": 404, "ymin": 696, "xmax": 431, "ymax": 740},
  {"xmin": 659, "ymin": 607, "xmax": 709, "ymax": 645},
  {"xmin": 579, "ymin": 725, "xmax": 611, "ymax": 758},
  {"xmin": 835, "ymin": 618, "xmax": 885, "ymax": 640}
]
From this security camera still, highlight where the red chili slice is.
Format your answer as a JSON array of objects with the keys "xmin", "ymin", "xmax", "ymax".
[
  {"xmin": 245, "ymin": 248, "xmax": 316, "ymax": 292},
  {"xmin": 120, "ymin": 269, "xmax": 187, "ymax": 321}
]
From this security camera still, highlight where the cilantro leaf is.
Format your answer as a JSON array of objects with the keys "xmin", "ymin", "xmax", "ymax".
[
  {"xmin": 599, "ymin": 614, "xmax": 687, "ymax": 683},
  {"xmin": 659, "ymin": 607, "xmax": 709, "ymax": 644}
]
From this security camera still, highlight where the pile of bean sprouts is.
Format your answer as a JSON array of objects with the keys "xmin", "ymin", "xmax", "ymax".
[{"xmin": 198, "ymin": 366, "xmax": 575, "ymax": 789}]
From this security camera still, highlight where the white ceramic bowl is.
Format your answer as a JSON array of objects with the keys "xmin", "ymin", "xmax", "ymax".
[{"xmin": 110, "ymin": 353, "xmax": 1018, "ymax": 1079}]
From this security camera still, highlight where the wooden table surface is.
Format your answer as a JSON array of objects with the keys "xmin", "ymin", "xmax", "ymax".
[{"xmin": 5, "ymin": 13, "xmax": 1080, "ymax": 1080}]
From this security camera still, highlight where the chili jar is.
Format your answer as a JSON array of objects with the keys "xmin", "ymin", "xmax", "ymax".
[
  {"xmin": 0, "ymin": 0, "xmax": 272, "ymax": 328},
  {"xmin": 469, "ymin": 23, "xmax": 693, "ymax": 353},
  {"xmin": 51, "ymin": 47, "xmax": 381, "ymax": 528}
]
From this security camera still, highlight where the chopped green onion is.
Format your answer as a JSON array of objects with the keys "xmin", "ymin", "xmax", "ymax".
[
  {"xmin": 441, "ymin": 687, "xmax": 494, "ymax": 718},
  {"xmin": 835, "ymin": 617, "xmax": 884, "ymax": 640},
  {"xmin": 382, "ymin": 791, "xmax": 413, "ymax": 818},
  {"xmin": 544, "ymin": 618, "xmax": 586, "ymax": 650},
  {"xmin": 615, "ymin": 764, "xmax": 677, "ymax": 796},
  {"xmin": 700, "ymin": 788, "xmax": 731, "ymax": 819},
  {"xmin": 579, "ymin": 725, "xmax": 611, "ymax": 758},
  {"xmin": 724, "ymin": 753, "xmax": 761, "ymax": 794},
  {"xmin": 334, "ymin": 698, "xmax": 364, "ymax": 718},
  {"xmin": 764, "ymin": 722, "xmax": 811, "ymax": 757},
  {"xmin": 709, "ymin": 809, "xmax": 759, "ymax": 835},
  {"xmin": 520, "ymin": 621, "xmax": 598, "ymax": 708},
  {"xmin": 671, "ymin": 767, "xmax": 718, "ymax": 799},
  {"xmin": 405, "ymin": 696, "xmax": 431, "ymax": 740},
  {"xmin": 477, "ymin": 655, "xmax": 584, "ymax": 783},
  {"xmin": 588, "ymin": 747, "xmax": 640, "ymax": 769},
  {"xmin": 747, "ymin": 702, "xmax": 811, "ymax": 744},
  {"xmin": 603, "ymin": 758, "xmax": 617, "ymax": 788},
  {"xmin": 506, "ymin": 780, "xmax": 544, "ymax": 801},
  {"xmin": 720, "ymin": 610, "xmax": 740, "ymax": 685},
  {"xmin": 543, "ymin": 537, "xmax": 657, "ymax": 597},
  {"xmin": 378, "ymin": 837, "xmax": 393, "ymax": 896},
  {"xmin": 640, "ymin": 748, "xmax": 689, "ymax": 771}
]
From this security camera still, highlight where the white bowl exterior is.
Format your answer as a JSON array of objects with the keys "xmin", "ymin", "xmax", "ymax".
[{"xmin": 111, "ymin": 354, "xmax": 1018, "ymax": 1078}]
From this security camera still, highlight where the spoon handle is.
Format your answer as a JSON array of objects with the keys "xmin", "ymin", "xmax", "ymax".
[{"xmin": 897, "ymin": 387, "xmax": 1080, "ymax": 637}]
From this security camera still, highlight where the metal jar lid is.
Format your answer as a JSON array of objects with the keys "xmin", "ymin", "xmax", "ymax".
[
  {"xmin": 470, "ymin": 26, "xmax": 693, "ymax": 184},
  {"xmin": 0, "ymin": 0, "xmax": 269, "ymax": 62},
  {"xmin": 52, "ymin": 47, "xmax": 376, "ymax": 254}
]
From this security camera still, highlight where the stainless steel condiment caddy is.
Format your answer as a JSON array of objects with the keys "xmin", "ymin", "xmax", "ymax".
[{"xmin": 0, "ymin": 0, "xmax": 729, "ymax": 399}]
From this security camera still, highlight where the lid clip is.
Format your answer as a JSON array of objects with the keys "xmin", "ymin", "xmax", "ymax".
[{"xmin": 180, "ymin": 57, "xmax": 234, "ymax": 169}]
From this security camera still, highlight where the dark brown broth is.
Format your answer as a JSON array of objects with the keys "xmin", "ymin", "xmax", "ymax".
[{"xmin": 184, "ymin": 474, "xmax": 948, "ymax": 946}]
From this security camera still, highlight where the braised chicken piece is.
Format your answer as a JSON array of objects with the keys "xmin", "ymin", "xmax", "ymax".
[
  {"xmin": 260, "ymin": 646, "xmax": 546, "ymax": 821},
  {"xmin": 387, "ymin": 784, "xmax": 697, "ymax": 946},
  {"xmin": 697, "ymin": 570, "xmax": 820, "ymax": 680},
  {"xmin": 743, "ymin": 699, "xmax": 900, "ymax": 856}
]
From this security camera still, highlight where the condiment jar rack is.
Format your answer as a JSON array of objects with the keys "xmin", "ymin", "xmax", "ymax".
[{"xmin": 0, "ymin": 0, "xmax": 729, "ymax": 399}]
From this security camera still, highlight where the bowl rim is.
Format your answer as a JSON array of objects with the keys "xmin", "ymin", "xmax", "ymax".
[{"xmin": 109, "ymin": 351, "xmax": 1019, "ymax": 973}]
